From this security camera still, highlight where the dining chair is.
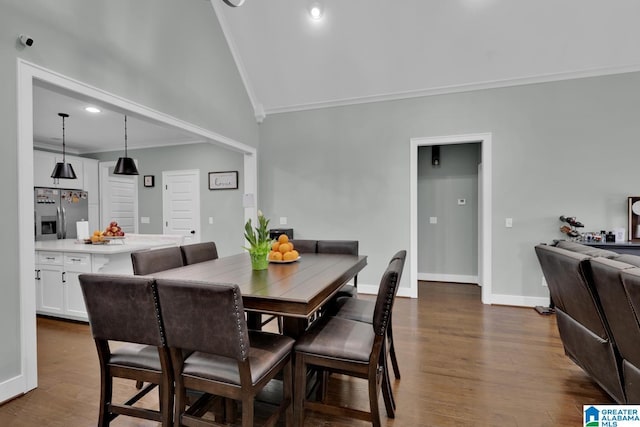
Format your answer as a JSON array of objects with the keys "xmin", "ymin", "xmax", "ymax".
[
  {"xmin": 335, "ymin": 250, "xmax": 407, "ymax": 380},
  {"xmin": 293, "ymin": 251, "xmax": 406, "ymax": 427},
  {"xmin": 289, "ymin": 239, "xmax": 317, "ymax": 254},
  {"xmin": 131, "ymin": 246, "xmax": 184, "ymax": 275},
  {"xmin": 180, "ymin": 241, "xmax": 219, "ymax": 265},
  {"xmin": 156, "ymin": 278, "xmax": 295, "ymax": 427},
  {"xmin": 78, "ymin": 274, "xmax": 173, "ymax": 426},
  {"xmin": 317, "ymin": 240, "xmax": 359, "ymax": 299}
]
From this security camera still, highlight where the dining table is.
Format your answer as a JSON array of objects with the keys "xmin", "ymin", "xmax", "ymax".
[{"xmin": 148, "ymin": 251, "xmax": 367, "ymax": 338}]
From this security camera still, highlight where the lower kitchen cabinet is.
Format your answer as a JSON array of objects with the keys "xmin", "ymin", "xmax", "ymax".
[{"xmin": 35, "ymin": 251, "xmax": 90, "ymax": 321}]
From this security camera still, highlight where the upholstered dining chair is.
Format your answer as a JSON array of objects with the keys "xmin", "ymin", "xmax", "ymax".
[
  {"xmin": 335, "ymin": 250, "xmax": 407, "ymax": 381},
  {"xmin": 131, "ymin": 246, "xmax": 184, "ymax": 275},
  {"xmin": 180, "ymin": 241, "xmax": 219, "ymax": 265},
  {"xmin": 289, "ymin": 239, "xmax": 317, "ymax": 254},
  {"xmin": 293, "ymin": 251, "xmax": 406, "ymax": 427},
  {"xmin": 156, "ymin": 279, "xmax": 295, "ymax": 427},
  {"xmin": 78, "ymin": 274, "xmax": 173, "ymax": 426},
  {"xmin": 317, "ymin": 240, "xmax": 360, "ymax": 299}
]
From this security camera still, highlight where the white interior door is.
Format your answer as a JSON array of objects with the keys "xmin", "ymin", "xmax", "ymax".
[
  {"xmin": 162, "ymin": 170, "xmax": 201, "ymax": 244},
  {"xmin": 99, "ymin": 161, "xmax": 139, "ymax": 233}
]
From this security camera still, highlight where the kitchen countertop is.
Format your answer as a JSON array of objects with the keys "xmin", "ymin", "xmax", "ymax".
[{"xmin": 35, "ymin": 236, "xmax": 180, "ymax": 255}]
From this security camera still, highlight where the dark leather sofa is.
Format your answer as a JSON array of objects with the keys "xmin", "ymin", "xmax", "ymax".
[{"xmin": 535, "ymin": 240, "xmax": 640, "ymax": 403}]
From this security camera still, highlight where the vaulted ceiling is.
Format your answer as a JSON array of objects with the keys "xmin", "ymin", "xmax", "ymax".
[
  {"xmin": 213, "ymin": 0, "xmax": 640, "ymax": 121},
  {"xmin": 34, "ymin": 1, "xmax": 640, "ymax": 152}
]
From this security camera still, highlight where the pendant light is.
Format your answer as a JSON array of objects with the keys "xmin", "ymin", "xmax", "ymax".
[
  {"xmin": 113, "ymin": 115, "xmax": 139, "ymax": 175},
  {"xmin": 50, "ymin": 113, "xmax": 77, "ymax": 179}
]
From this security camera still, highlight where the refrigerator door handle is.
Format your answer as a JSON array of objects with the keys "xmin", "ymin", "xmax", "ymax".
[
  {"xmin": 56, "ymin": 206, "xmax": 62, "ymax": 239},
  {"xmin": 61, "ymin": 206, "xmax": 67, "ymax": 239}
]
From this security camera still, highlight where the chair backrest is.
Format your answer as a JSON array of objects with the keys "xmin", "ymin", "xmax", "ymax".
[
  {"xmin": 79, "ymin": 274, "xmax": 164, "ymax": 346},
  {"xmin": 156, "ymin": 279, "xmax": 250, "ymax": 361},
  {"xmin": 372, "ymin": 250, "xmax": 407, "ymax": 336},
  {"xmin": 181, "ymin": 241, "xmax": 219, "ymax": 265},
  {"xmin": 317, "ymin": 240, "xmax": 358, "ymax": 255},
  {"xmin": 131, "ymin": 246, "xmax": 184, "ymax": 275},
  {"xmin": 290, "ymin": 239, "xmax": 317, "ymax": 254}
]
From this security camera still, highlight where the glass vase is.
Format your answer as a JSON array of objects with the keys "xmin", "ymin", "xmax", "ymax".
[{"xmin": 250, "ymin": 250, "xmax": 269, "ymax": 270}]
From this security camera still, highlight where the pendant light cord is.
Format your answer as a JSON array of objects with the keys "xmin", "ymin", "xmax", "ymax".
[
  {"xmin": 61, "ymin": 114, "xmax": 67, "ymax": 162},
  {"xmin": 124, "ymin": 115, "xmax": 128, "ymax": 157}
]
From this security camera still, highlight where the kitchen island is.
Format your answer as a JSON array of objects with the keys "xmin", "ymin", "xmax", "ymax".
[{"xmin": 34, "ymin": 234, "xmax": 183, "ymax": 321}]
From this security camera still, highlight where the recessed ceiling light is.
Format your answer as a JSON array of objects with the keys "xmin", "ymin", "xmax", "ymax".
[
  {"xmin": 85, "ymin": 106, "xmax": 101, "ymax": 113},
  {"xmin": 309, "ymin": 2, "xmax": 323, "ymax": 20}
]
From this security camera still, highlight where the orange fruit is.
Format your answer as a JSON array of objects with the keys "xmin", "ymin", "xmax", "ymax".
[
  {"xmin": 288, "ymin": 241, "xmax": 294, "ymax": 250},
  {"xmin": 272, "ymin": 241, "xmax": 280, "ymax": 251},
  {"xmin": 290, "ymin": 249, "xmax": 299, "ymax": 259},
  {"xmin": 268, "ymin": 251, "xmax": 283, "ymax": 261},
  {"xmin": 283, "ymin": 251, "xmax": 298, "ymax": 261},
  {"xmin": 278, "ymin": 234, "xmax": 289, "ymax": 244},
  {"xmin": 278, "ymin": 243, "xmax": 291, "ymax": 254}
]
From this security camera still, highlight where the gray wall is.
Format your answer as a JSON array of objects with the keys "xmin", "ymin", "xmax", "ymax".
[
  {"xmin": 1, "ymin": 1, "xmax": 256, "ymax": 389},
  {"xmin": 88, "ymin": 143, "xmax": 246, "ymax": 257},
  {"xmin": 258, "ymin": 71, "xmax": 640, "ymax": 297},
  {"xmin": 418, "ymin": 144, "xmax": 480, "ymax": 276}
]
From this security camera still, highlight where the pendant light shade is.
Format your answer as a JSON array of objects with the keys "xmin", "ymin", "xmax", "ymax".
[
  {"xmin": 51, "ymin": 113, "xmax": 77, "ymax": 179},
  {"xmin": 113, "ymin": 115, "xmax": 139, "ymax": 175}
]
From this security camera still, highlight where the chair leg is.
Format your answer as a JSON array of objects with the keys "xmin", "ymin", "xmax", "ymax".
[
  {"xmin": 283, "ymin": 359, "xmax": 294, "ymax": 426},
  {"xmin": 135, "ymin": 380, "xmax": 143, "ymax": 389},
  {"xmin": 99, "ymin": 374, "xmax": 112, "ymax": 427},
  {"xmin": 368, "ymin": 370, "xmax": 383, "ymax": 427},
  {"xmin": 241, "ymin": 397, "xmax": 254, "ymax": 427},
  {"xmin": 381, "ymin": 362, "xmax": 395, "ymax": 418},
  {"xmin": 294, "ymin": 355, "xmax": 308, "ymax": 427},
  {"xmin": 388, "ymin": 323, "xmax": 401, "ymax": 379}
]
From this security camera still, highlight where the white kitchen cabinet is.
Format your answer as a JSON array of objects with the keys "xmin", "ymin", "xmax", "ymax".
[
  {"xmin": 35, "ymin": 251, "xmax": 64, "ymax": 316},
  {"xmin": 35, "ymin": 251, "xmax": 89, "ymax": 321}
]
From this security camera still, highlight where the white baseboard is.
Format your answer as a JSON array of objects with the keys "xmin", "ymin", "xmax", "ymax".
[
  {"xmin": 488, "ymin": 293, "xmax": 550, "ymax": 308},
  {"xmin": 0, "ymin": 374, "xmax": 25, "ymax": 405},
  {"xmin": 418, "ymin": 273, "xmax": 478, "ymax": 284},
  {"xmin": 356, "ymin": 284, "xmax": 416, "ymax": 298}
]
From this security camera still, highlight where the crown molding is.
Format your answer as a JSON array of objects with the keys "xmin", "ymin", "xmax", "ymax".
[{"xmin": 264, "ymin": 63, "xmax": 640, "ymax": 116}]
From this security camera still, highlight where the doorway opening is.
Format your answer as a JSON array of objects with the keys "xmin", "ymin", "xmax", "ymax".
[{"xmin": 409, "ymin": 133, "xmax": 492, "ymax": 304}]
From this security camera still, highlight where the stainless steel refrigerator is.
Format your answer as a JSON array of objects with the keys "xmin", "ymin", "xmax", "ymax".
[{"xmin": 35, "ymin": 187, "xmax": 89, "ymax": 240}]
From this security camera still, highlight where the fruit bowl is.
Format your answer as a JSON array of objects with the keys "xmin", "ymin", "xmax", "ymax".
[{"xmin": 268, "ymin": 256, "xmax": 301, "ymax": 264}]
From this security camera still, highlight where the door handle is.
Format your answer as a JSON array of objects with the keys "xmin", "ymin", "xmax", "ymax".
[
  {"xmin": 62, "ymin": 271, "xmax": 66, "ymax": 283},
  {"xmin": 35, "ymin": 269, "xmax": 40, "ymax": 280},
  {"xmin": 56, "ymin": 207, "xmax": 62, "ymax": 239},
  {"xmin": 190, "ymin": 230, "xmax": 195, "ymax": 234},
  {"xmin": 61, "ymin": 207, "xmax": 67, "ymax": 239}
]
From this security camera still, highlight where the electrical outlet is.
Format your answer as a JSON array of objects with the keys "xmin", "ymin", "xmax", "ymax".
[{"xmin": 457, "ymin": 198, "xmax": 466, "ymax": 205}]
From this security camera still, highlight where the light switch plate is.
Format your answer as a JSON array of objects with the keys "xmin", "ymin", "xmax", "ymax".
[
  {"xmin": 209, "ymin": 217, "xmax": 213, "ymax": 224},
  {"xmin": 280, "ymin": 217, "xmax": 287, "ymax": 225},
  {"xmin": 505, "ymin": 218, "xmax": 513, "ymax": 228},
  {"xmin": 140, "ymin": 217, "xmax": 150, "ymax": 224},
  {"xmin": 457, "ymin": 199, "xmax": 466, "ymax": 205},
  {"xmin": 429, "ymin": 217, "xmax": 437, "ymax": 224}
]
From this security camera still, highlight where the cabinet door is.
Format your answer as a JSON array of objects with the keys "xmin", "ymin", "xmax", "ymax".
[
  {"xmin": 63, "ymin": 254, "xmax": 91, "ymax": 319},
  {"xmin": 33, "ymin": 150, "xmax": 56, "ymax": 188},
  {"xmin": 37, "ymin": 264, "xmax": 64, "ymax": 315}
]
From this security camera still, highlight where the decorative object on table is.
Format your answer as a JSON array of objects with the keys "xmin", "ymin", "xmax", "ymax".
[
  {"xmin": 243, "ymin": 211, "xmax": 272, "ymax": 270},
  {"xmin": 113, "ymin": 115, "xmax": 139, "ymax": 176},
  {"xmin": 559, "ymin": 215, "xmax": 583, "ymax": 239},
  {"xmin": 51, "ymin": 113, "xmax": 77, "ymax": 180},
  {"xmin": 268, "ymin": 234, "xmax": 300, "ymax": 263},
  {"xmin": 628, "ymin": 197, "xmax": 640, "ymax": 242},
  {"xmin": 614, "ymin": 228, "xmax": 626, "ymax": 243},
  {"xmin": 208, "ymin": 171, "xmax": 238, "ymax": 190},
  {"xmin": 143, "ymin": 175, "xmax": 154, "ymax": 187},
  {"xmin": 103, "ymin": 220, "xmax": 125, "ymax": 237}
]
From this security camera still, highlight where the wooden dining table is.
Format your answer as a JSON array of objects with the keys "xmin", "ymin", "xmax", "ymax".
[{"xmin": 149, "ymin": 252, "xmax": 367, "ymax": 338}]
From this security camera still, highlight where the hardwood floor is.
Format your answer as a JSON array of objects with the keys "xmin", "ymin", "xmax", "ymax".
[{"xmin": 0, "ymin": 281, "xmax": 611, "ymax": 426}]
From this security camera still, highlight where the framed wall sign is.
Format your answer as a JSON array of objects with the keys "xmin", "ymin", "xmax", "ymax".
[
  {"xmin": 209, "ymin": 171, "xmax": 238, "ymax": 190},
  {"xmin": 629, "ymin": 196, "xmax": 640, "ymax": 242},
  {"xmin": 143, "ymin": 175, "xmax": 155, "ymax": 187}
]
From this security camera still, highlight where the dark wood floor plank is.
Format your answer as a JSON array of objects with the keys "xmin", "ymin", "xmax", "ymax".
[{"xmin": 0, "ymin": 281, "xmax": 612, "ymax": 426}]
